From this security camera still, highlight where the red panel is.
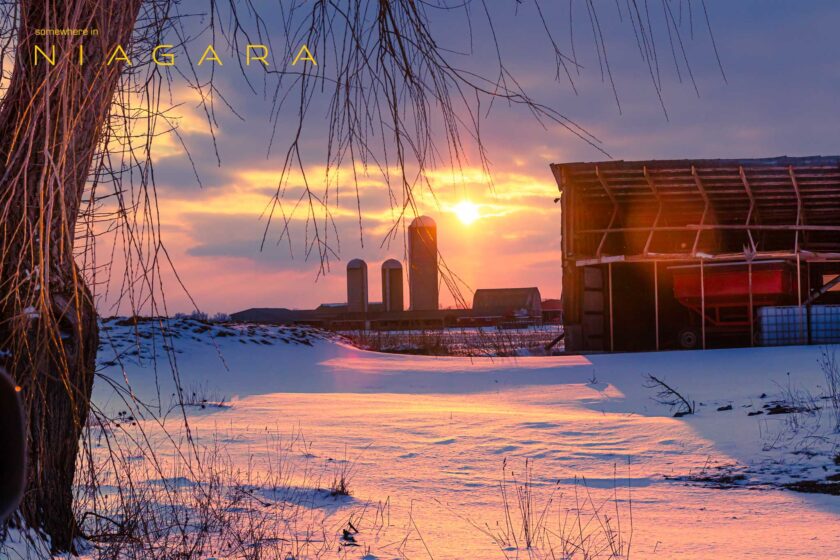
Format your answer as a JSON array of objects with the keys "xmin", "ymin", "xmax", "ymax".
[{"xmin": 673, "ymin": 263, "xmax": 794, "ymax": 307}]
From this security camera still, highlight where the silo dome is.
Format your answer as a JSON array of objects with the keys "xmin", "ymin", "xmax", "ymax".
[
  {"xmin": 382, "ymin": 258, "xmax": 402, "ymax": 269},
  {"xmin": 410, "ymin": 215, "xmax": 436, "ymax": 228},
  {"xmin": 347, "ymin": 258, "xmax": 367, "ymax": 269}
]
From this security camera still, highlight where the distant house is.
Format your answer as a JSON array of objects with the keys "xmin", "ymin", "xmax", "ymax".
[
  {"xmin": 231, "ymin": 301, "xmax": 396, "ymax": 328},
  {"xmin": 472, "ymin": 287, "xmax": 542, "ymax": 322},
  {"xmin": 316, "ymin": 303, "xmax": 348, "ymax": 313},
  {"xmin": 541, "ymin": 299, "xmax": 563, "ymax": 324},
  {"xmin": 230, "ymin": 308, "xmax": 312, "ymax": 323}
]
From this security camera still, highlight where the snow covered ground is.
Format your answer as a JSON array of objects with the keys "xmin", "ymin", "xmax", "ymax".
[{"xmin": 4, "ymin": 318, "xmax": 839, "ymax": 558}]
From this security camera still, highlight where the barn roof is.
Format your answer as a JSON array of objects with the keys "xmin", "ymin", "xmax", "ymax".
[
  {"xmin": 550, "ymin": 155, "xmax": 840, "ymax": 263},
  {"xmin": 541, "ymin": 298, "xmax": 563, "ymax": 311},
  {"xmin": 472, "ymin": 287, "xmax": 542, "ymax": 313},
  {"xmin": 553, "ymin": 155, "xmax": 840, "ymax": 172}
]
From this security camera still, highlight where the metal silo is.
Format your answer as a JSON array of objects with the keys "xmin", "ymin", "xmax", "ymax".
[
  {"xmin": 381, "ymin": 259, "xmax": 404, "ymax": 312},
  {"xmin": 346, "ymin": 259, "xmax": 368, "ymax": 313},
  {"xmin": 408, "ymin": 216, "xmax": 438, "ymax": 310}
]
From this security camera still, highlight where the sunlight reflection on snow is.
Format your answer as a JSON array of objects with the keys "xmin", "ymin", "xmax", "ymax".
[{"xmin": 320, "ymin": 353, "xmax": 592, "ymax": 373}]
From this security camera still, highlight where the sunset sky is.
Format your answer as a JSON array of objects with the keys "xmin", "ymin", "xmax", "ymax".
[{"xmin": 107, "ymin": 1, "xmax": 840, "ymax": 315}]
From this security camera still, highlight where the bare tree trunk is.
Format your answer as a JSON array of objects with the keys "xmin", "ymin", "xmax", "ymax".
[{"xmin": 0, "ymin": 0, "xmax": 142, "ymax": 551}]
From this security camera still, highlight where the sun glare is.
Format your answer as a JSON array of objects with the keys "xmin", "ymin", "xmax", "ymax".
[{"xmin": 453, "ymin": 200, "xmax": 480, "ymax": 225}]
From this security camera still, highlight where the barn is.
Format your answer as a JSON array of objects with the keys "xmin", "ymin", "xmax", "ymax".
[
  {"xmin": 551, "ymin": 156, "xmax": 840, "ymax": 352},
  {"xmin": 471, "ymin": 287, "xmax": 543, "ymax": 324}
]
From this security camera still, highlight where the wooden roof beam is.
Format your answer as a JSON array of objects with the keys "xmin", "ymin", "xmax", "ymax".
[
  {"xmin": 739, "ymin": 166, "xmax": 758, "ymax": 253},
  {"xmin": 789, "ymin": 165, "xmax": 804, "ymax": 253},
  {"xmin": 691, "ymin": 165, "xmax": 710, "ymax": 255},
  {"xmin": 643, "ymin": 165, "xmax": 663, "ymax": 255},
  {"xmin": 595, "ymin": 165, "xmax": 619, "ymax": 257},
  {"xmin": 575, "ymin": 223, "xmax": 840, "ymax": 234},
  {"xmin": 572, "ymin": 250, "xmax": 840, "ymax": 266}
]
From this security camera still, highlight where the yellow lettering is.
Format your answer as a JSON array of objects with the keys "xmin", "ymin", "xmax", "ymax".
[
  {"xmin": 152, "ymin": 44, "xmax": 175, "ymax": 66},
  {"xmin": 107, "ymin": 44, "xmax": 131, "ymax": 65},
  {"xmin": 292, "ymin": 44, "xmax": 317, "ymax": 66},
  {"xmin": 34, "ymin": 45, "xmax": 55, "ymax": 65},
  {"xmin": 246, "ymin": 44, "xmax": 269, "ymax": 66},
  {"xmin": 198, "ymin": 45, "xmax": 223, "ymax": 66}
]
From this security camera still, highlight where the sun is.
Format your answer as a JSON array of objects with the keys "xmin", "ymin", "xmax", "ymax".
[{"xmin": 453, "ymin": 200, "xmax": 480, "ymax": 225}]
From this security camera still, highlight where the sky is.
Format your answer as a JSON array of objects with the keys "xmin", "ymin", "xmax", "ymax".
[{"xmin": 95, "ymin": 1, "xmax": 840, "ymax": 315}]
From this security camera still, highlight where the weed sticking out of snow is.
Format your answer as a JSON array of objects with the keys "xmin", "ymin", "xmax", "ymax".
[
  {"xmin": 69, "ymin": 426, "xmax": 386, "ymax": 559},
  {"xmin": 443, "ymin": 458, "xmax": 633, "ymax": 559},
  {"xmin": 664, "ymin": 458, "xmax": 753, "ymax": 490},
  {"xmin": 819, "ymin": 347, "xmax": 840, "ymax": 431},
  {"xmin": 0, "ymin": 516, "xmax": 54, "ymax": 559},
  {"xmin": 172, "ymin": 380, "xmax": 230, "ymax": 411},
  {"xmin": 327, "ymin": 446, "xmax": 366, "ymax": 498}
]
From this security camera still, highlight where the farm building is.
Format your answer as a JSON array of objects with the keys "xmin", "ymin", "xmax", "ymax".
[
  {"xmin": 541, "ymin": 298, "xmax": 564, "ymax": 324},
  {"xmin": 551, "ymin": 156, "xmax": 840, "ymax": 352},
  {"xmin": 471, "ymin": 287, "xmax": 543, "ymax": 325}
]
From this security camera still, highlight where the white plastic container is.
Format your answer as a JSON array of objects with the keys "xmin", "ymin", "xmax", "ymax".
[
  {"xmin": 809, "ymin": 304, "xmax": 840, "ymax": 344},
  {"xmin": 758, "ymin": 306, "xmax": 808, "ymax": 346}
]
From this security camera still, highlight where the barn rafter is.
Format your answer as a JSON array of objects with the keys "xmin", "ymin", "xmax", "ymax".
[{"xmin": 551, "ymin": 156, "xmax": 840, "ymax": 265}]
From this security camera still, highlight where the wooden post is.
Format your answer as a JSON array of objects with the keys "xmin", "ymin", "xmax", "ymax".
[
  {"xmin": 748, "ymin": 262, "xmax": 754, "ymax": 346},
  {"xmin": 797, "ymin": 252, "xmax": 803, "ymax": 344},
  {"xmin": 790, "ymin": 166, "xmax": 803, "ymax": 253},
  {"xmin": 654, "ymin": 261, "xmax": 660, "ymax": 350},
  {"xmin": 608, "ymin": 262, "xmax": 614, "ymax": 352},
  {"xmin": 700, "ymin": 259, "xmax": 706, "ymax": 350},
  {"xmin": 806, "ymin": 262, "xmax": 811, "ymax": 306},
  {"xmin": 691, "ymin": 166, "xmax": 710, "ymax": 255}
]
